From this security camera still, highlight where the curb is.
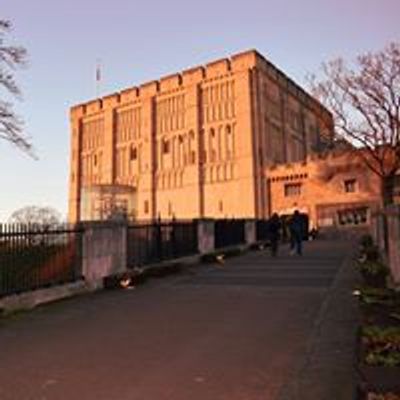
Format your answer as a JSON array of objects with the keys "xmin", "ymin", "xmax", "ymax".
[
  {"xmin": 0, "ymin": 280, "xmax": 92, "ymax": 317},
  {"xmin": 277, "ymin": 242, "xmax": 358, "ymax": 400}
]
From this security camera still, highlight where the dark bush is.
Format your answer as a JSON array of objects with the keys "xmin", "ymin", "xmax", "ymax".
[{"xmin": 360, "ymin": 234, "xmax": 374, "ymax": 248}]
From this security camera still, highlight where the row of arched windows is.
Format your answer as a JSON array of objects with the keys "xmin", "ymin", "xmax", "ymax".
[
  {"xmin": 81, "ymin": 119, "xmax": 104, "ymax": 185},
  {"xmin": 202, "ymin": 81, "xmax": 235, "ymax": 104},
  {"xmin": 156, "ymin": 124, "xmax": 236, "ymax": 171},
  {"xmin": 205, "ymin": 124, "xmax": 235, "ymax": 164},
  {"xmin": 158, "ymin": 130, "xmax": 196, "ymax": 169},
  {"xmin": 202, "ymin": 82, "xmax": 236, "ymax": 123},
  {"xmin": 203, "ymin": 163, "xmax": 235, "ymax": 184},
  {"xmin": 81, "ymin": 118, "xmax": 104, "ymax": 151},
  {"xmin": 115, "ymin": 107, "xmax": 141, "ymax": 143},
  {"xmin": 81, "ymin": 152, "xmax": 102, "ymax": 185},
  {"xmin": 115, "ymin": 144, "xmax": 144, "ymax": 178},
  {"xmin": 156, "ymin": 171, "xmax": 184, "ymax": 190},
  {"xmin": 156, "ymin": 94, "xmax": 186, "ymax": 134}
]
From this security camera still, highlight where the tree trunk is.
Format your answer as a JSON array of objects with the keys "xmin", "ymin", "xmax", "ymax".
[
  {"xmin": 381, "ymin": 175, "xmax": 395, "ymax": 207},
  {"xmin": 380, "ymin": 175, "xmax": 395, "ymax": 255}
]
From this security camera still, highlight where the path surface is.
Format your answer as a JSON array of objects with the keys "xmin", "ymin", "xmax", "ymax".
[{"xmin": 0, "ymin": 240, "xmax": 357, "ymax": 400}]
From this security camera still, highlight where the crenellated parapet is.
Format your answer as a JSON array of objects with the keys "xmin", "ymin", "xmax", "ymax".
[{"xmin": 69, "ymin": 49, "xmax": 266, "ymax": 118}]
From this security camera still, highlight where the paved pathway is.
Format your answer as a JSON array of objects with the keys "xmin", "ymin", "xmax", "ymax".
[{"xmin": 0, "ymin": 240, "xmax": 357, "ymax": 400}]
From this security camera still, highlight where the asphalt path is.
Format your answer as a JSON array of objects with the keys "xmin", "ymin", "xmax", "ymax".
[{"xmin": 0, "ymin": 240, "xmax": 351, "ymax": 400}]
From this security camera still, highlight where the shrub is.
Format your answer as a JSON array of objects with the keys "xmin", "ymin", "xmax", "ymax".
[
  {"xmin": 357, "ymin": 260, "xmax": 389, "ymax": 288},
  {"xmin": 362, "ymin": 326, "xmax": 400, "ymax": 367},
  {"xmin": 360, "ymin": 233, "xmax": 374, "ymax": 248},
  {"xmin": 363, "ymin": 245, "xmax": 381, "ymax": 262}
]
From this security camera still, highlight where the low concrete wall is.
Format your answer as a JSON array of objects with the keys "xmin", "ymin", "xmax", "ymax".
[
  {"xmin": 0, "ymin": 280, "xmax": 89, "ymax": 315},
  {"xmin": 245, "ymin": 220, "xmax": 256, "ymax": 244},
  {"xmin": 197, "ymin": 219, "xmax": 215, "ymax": 254}
]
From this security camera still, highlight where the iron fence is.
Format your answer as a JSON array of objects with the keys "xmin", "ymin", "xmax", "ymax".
[
  {"xmin": 214, "ymin": 219, "xmax": 246, "ymax": 249},
  {"xmin": 127, "ymin": 220, "xmax": 198, "ymax": 268},
  {"xmin": 0, "ymin": 223, "xmax": 83, "ymax": 298},
  {"xmin": 256, "ymin": 220, "xmax": 271, "ymax": 241}
]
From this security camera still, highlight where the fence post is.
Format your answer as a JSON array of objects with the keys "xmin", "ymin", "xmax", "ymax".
[
  {"xmin": 244, "ymin": 219, "xmax": 256, "ymax": 245},
  {"xmin": 171, "ymin": 217, "xmax": 176, "ymax": 259},
  {"xmin": 81, "ymin": 221, "xmax": 128, "ymax": 289},
  {"xmin": 197, "ymin": 219, "xmax": 215, "ymax": 254}
]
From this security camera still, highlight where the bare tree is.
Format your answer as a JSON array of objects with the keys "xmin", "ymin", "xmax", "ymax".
[
  {"xmin": 309, "ymin": 42, "xmax": 400, "ymax": 205},
  {"xmin": 8, "ymin": 206, "xmax": 62, "ymax": 227},
  {"xmin": 0, "ymin": 19, "xmax": 33, "ymax": 155}
]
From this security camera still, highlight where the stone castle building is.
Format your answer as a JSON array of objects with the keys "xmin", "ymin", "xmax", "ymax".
[{"xmin": 68, "ymin": 49, "xmax": 334, "ymax": 222}]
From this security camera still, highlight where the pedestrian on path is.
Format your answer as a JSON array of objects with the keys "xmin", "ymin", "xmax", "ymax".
[
  {"xmin": 268, "ymin": 213, "xmax": 281, "ymax": 257},
  {"xmin": 289, "ymin": 210, "xmax": 303, "ymax": 256}
]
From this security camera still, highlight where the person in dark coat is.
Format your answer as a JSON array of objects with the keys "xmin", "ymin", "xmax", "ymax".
[
  {"xmin": 268, "ymin": 213, "xmax": 281, "ymax": 256},
  {"xmin": 289, "ymin": 210, "xmax": 303, "ymax": 255}
]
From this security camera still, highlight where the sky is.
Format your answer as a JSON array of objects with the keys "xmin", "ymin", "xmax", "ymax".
[{"xmin": 1, "ymin": 0, "xmax": 399, "ymax": 222}]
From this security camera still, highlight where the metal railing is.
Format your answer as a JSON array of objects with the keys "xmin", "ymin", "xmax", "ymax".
[
  {"xmin": 0, "ymin": 224, "xmax": 83, "ymax": 298},
  {"xmin": 127, "ymin": 220, "xmax": 198, "ymax": 268},
  {"xmin": 256, "ymin": 220, "xmax": 271, "ymax": 241},
  {"xmin": 214, "ymin": 219, "xmax": 246, "ymax": 249}
]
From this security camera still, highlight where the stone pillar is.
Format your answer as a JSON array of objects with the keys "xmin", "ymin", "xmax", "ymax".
[
  {"xmin": 245, "ymin": 219, "xmax": 256, "ymax": 244},
  {"xmin": 386, "ymin": 205, "xmax": 400, "ymax": 284},
  {"xmin": 197, "ymin": 219, "xmax": 215, "ymax": 254},
  {"xmin": 81, "ymin": 221, "xmax": 128, "ymax": 288}
]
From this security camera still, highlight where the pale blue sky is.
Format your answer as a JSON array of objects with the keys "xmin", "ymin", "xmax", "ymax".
[{"xmin": 1, "ymin": 0, "xmax": 399, "ymax": 221}]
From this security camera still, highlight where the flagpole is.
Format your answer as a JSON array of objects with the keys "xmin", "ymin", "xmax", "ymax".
[{"xmin": 95, "ymin": 58, "xmax": 101, "ymax": 98}]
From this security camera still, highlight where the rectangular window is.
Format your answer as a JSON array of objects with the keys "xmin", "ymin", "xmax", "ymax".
[
  {"xmin": 144, "ymin": 200, "xmax": 149, "ymax": 214},
  {"xmin": 337, "ymin": 207, "xmax": 368, "ymax": 226},
  {"xmin": 284, "ymin": 183, "xmax": 301, "ymax": 197},
  {"xmin": 344, "ymin": 179, "xmax": 356, "ymax": 193}
]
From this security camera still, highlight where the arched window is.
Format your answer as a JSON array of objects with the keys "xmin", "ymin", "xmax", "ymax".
[
  {"xmin": 209, "ymin": 128, "xmax": 216, "ymax": 162},
  {"xmin": 226, "ymin": 124, "xmax": 233, "ymax": 158},
  {"xmin": 188, "ymin": 130, "xmax": 196, "ymax": 164},
  {"xmin": 130, "ymin": 146, "xmax": 137, "ymax": 160}
]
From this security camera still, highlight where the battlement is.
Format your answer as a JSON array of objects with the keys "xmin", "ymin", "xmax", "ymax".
[
  {"xmin": 181, "ymin": 66, "xmax": 205, "ymax": 85},
  {"xmin": 159, "ymin": 73, "xmax": 182, "ymax": 91},
  {"xmin": 70, "ymin": 48, "xmax": 329, "ymax": 119},
  {"xmin": 70, "ymin": 49, "xmax": 263, "ymax": 117}
]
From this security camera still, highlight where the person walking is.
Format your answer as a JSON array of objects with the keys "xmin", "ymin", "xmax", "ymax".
[
  {"xmin": 268, "ymin": 213, "xmax": 281, "ymax": 257},
  {"xmin": 289, "ymin": 210, "xmax": 303, "ymax": 256}
]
